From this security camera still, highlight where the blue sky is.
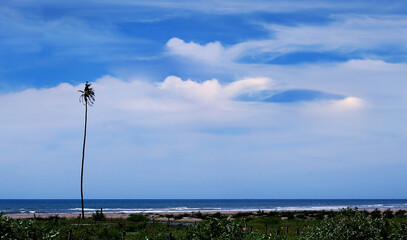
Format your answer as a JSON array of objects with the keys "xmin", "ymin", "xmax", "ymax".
[{"xmin": 1, "ymin": 0, "xmax": 407, "ymax": 199}]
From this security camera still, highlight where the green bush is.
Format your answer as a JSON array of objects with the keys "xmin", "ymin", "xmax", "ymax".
[
  {"xmin": 383, "ymin": 209, "xmax": 394, "ymax": 219},
  {"xmin": 185, "ymin": 217, "xmax": 248, "ymax": 240},
  {"xmin": 191, "ymin": 211, "xmax": 204, "ymax": 219},
  {"xmin": 395, "ymin": 209, "xmax": 407, "ymax": 217},
  {"xmin": 211, "ymin": 211, "xmax": 224, "ymax": 219},
  {"xmin": 92, "ymin": 210, "xmax": 106, "ymax": 221},
  {"xmin": 370, "ymin": 208, "xmax": 382, "ymax": 219},
  {"xmin": 389, "ymin": 221, "xmax": 407, "ymax": 239},
  {"xmin": 234, "ymin": 212, "xmax": 252, "ymax": 218},
  {"xmin": 300, "ymin": 208, "xmax": 393, "ymax": 240},
  {"xmin": 127, "ymin": 213, "xmax": 148, "ymax": 223},
  {"xmin": 60, "ymin": 224, "xmax": 121, "ymax": 240},
  {"xmin": 0, "ymin": 212, "xmax": 59, "ymax": 240}
]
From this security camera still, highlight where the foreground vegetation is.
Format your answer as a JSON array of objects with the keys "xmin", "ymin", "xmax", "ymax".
[{"xmin": 1, "ymin": 208, "xmax": 407, "ymax": 239}]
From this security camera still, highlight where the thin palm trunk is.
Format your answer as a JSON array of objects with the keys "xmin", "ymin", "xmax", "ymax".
[{"xmin": 80, "ymin": 101, "xmax": 88, "ymax": 219}]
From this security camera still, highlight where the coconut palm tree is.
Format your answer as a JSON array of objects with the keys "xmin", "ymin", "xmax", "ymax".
[{"xmin": 78, "ymin": 81, "xmax": 95, "ymax": 219}]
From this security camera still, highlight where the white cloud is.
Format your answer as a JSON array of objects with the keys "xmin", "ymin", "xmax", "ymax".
[
  {"xmin": 166, "ymin": 38, "xmax": 229, "ymax": 64},
  {"xmin": 159, "ymin": 75, "xmax": 222, "ymax": 101},
  {"xmin": 85, "ymin": 0, "xmax": 392, "ymax": 14},
  {"xmin": 167, "ymin": 15, "xmax": 407, "ymax": 65},
  {"xmin": 1, "ymin": 73, "xmax": 405, "ymax": 198},
  {"xmin": 259, "ymin": 15, "xmax": 407, "ymax": 54},
  {"xmin": 342, "ymin": 59, "xmax": 405, "ymax": 71},
  {"xmin": 333, "ymin": 97, "xmax": 364, "ymax": 109},
  {"xmin": 159, "ymin": 75, "xmax": 274, "ymax": 101}
]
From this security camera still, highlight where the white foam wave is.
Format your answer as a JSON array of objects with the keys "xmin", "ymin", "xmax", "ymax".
[
  {"xmin": 98, "ymin": 207, "xmax": 223, "ymax": 213},
  {"xmin": 275, "ymin": 205, "xmax": 348, "ymax": 211},
  {"xmin": 69, "ymin": 208, "xmax": 98, "ymax": 211},
  {"xmin": 359, "ymin": 204, "xmax": 384, "ymax": 208}
]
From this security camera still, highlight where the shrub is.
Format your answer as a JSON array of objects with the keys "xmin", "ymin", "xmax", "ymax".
[
  {"xmin": 280, "ymin": 211, "xmax": 295, "ymax": 220},
  {"xmin": 315, "ymin": 211, "xmax": 326, "ymax": 220},
  {"xmin": 389, "ymin": 221, "xmax": 407, "ymax": 239},
  {"xmin": 92, "ymin": 210, "xmax": 106, "ymax": 221},
  {"xmin": 127, "ymin": 213, "xmax": 148, "ymax": 223},
  {"xmin": 234, "ymin": 212, "xmax": 252, "ymax": 218},
  {"xmin": 395, "ymin": 209, "xmax": 407, "ymax": 217},
  {"xmin": 60, "ymin": 224, "xmax": 121, "ymax": 240},
  {"xmin": 383, "ymin": 209, "xmax": 394, "ymax": 219},
  {"xmin": 185, "ymin": 218, "xmax": 249, "ymax": 240},
  {"xmin": 211, "ymin": 211, "xmax": 224, "ymax": 219},
  {"xmin": 191, "ymin": 211, "xmax": 204, "ymax": 219},
  {"xmin": 300, "ymin": 208, "xmax": 391, "ymax": 240},
  {"xmin": 370, "ymin": 208, "xmax": 382, "ymax": 219},
  {"xmin": 0, "ymin": 212, "xmax": 59, "ymax": 239},
  {"xmin": 125, "ymin": 222, "xmax": 147, "ymax": 232}
]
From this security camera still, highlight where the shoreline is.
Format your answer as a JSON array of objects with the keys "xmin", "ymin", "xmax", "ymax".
[{"xmin": 5, "ymin": 208, "xmax": 405, "ymax": 220}]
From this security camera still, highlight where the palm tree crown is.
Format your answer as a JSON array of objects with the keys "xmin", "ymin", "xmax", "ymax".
[{"xmin": 79, "ymin": 81, "xmax": 95, "ymax": 106}]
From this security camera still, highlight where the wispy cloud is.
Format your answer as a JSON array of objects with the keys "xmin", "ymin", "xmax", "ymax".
[{"xmin": 167, "ymin": 15, "xmax": 407, "ymax": 65}]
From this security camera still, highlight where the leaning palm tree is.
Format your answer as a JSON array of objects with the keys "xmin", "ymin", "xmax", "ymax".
[{"xmin": 78, "ymin": 81, "xmax": 95, "ymax": 219}]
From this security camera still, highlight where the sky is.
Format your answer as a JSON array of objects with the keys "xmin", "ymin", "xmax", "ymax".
[{"xmin": 0, "ymin": 0, "xmax": 407, "ymax": 199}]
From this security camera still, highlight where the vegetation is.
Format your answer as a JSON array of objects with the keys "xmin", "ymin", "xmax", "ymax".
[
  {"xmin": 78, "ymin": 81, "xmax": 95, "ymax": 219},
  {"xmin": 300, "ymin": 208, "xmax": 407, "ymax": 240},
  {"xmin": 0, "ymin": 213, "xmax": 58, "ymax": 239},
  {"xmin": 1, "ymin": 208, "xmax": 407, "ymax": 239},
  {"xmin": 92, "ymin": 210, "xmax": 106, "ymax": 221}
]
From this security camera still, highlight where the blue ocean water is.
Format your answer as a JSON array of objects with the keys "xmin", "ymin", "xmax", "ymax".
[{"xmin": 1, "ymin": 199, "xmax": 407, "ymax": 214}]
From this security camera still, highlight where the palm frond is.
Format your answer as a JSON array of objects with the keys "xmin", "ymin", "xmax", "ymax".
[{"xmin": 79, "ymin": 81, "xmax": 95, "ymax": 106}]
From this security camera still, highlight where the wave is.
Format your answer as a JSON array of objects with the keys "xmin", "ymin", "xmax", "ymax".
[
  {"xmin": 68, "ymin": 208, "xmax": 99, "ymax": 212},
  {"xmin": 3, "ymin": 200, "xmax": 407, "ymax": 214},
  {"xmin": 275, "ymin": 205, "xmax": 348, "ymax": 211},
  {"xmin": 74, "ymin": 207, "xmax": 224, "ymax": 213}
]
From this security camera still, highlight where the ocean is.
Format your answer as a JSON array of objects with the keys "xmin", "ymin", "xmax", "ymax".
[{"xmin": 1, "ymin": 199, "xmax": 407, "ymax": 214}]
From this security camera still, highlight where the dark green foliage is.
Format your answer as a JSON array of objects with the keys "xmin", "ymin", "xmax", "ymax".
[
  {"xmin": 256, "ymin": 233, "xmax": 288, "ymax": 240},
  {"xmin": 166, "ymin": 213, "xmax": 175, "ymax": 218},
  {"xmin": 281, "ymin": 211, "xmax": 295, "ymax": 220},
  {"xmin": 383, "ymin": 209, "xmax": 394, "ymax": 219},
  {"xmin": 300, "ymin": 208, "xmax": 398, "ymax": 240},
  {"xmin": 59, "ymin": 224, "xmax": 121, "ymax": 240},
  {"xmin": 234, "ymin": 211, "xmax": 252, "ymax": 218},
  {"xmin": 173, "ymin": 213, "xmax": 192, "ymax": 220},
  {"xmin": 125, "ymin": 213, "xmax": 148, "ymax": 231},
  {"xmin": 395, "ymin": 209, "xmax": 407, "ymax": 217},
  {"xmin": 211, "ymin": 211, "xmax": 225, "ymax": 219},
  {"xmin": 256, "ymin": 210, "xmax": 266, "ymax": 216},
  {"xmin": 92, "ymin": 210, "xmax": 106, "ymax": 221},
  {"xmin": 326, "ymin": 210, "xmax": 336, "ymax": 218},
  {"xmin": 0, "ymin": 213, "xmax": 58, "ymax": 240},
  {"xmin": 185, "ymin": 217, "xmax": 248, "ymax": 240},
  {"xmin": 191, "ymin": 211, "xmax": 204, "ymax": 219},
  {"xmin": 2, "ymin": 209, "xmax": 407, "ymax": 240},
  {"xmin": 370, "ymin": 208, "xmax": 382, "ymax": 219},
  {"xmin": 295, "ymin": 213, "xmax": 306, "ymax": 219},
  {"xmin": 314, "ymin": 211, "xmax": 325, "ymax": 220},
  {"xmin": 127, "ymin": 213, "xmax": 148, "ymax": 223},
  {"xmin": 389, "ymin": 221, "xmax": 407, "ymax": 239}
]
